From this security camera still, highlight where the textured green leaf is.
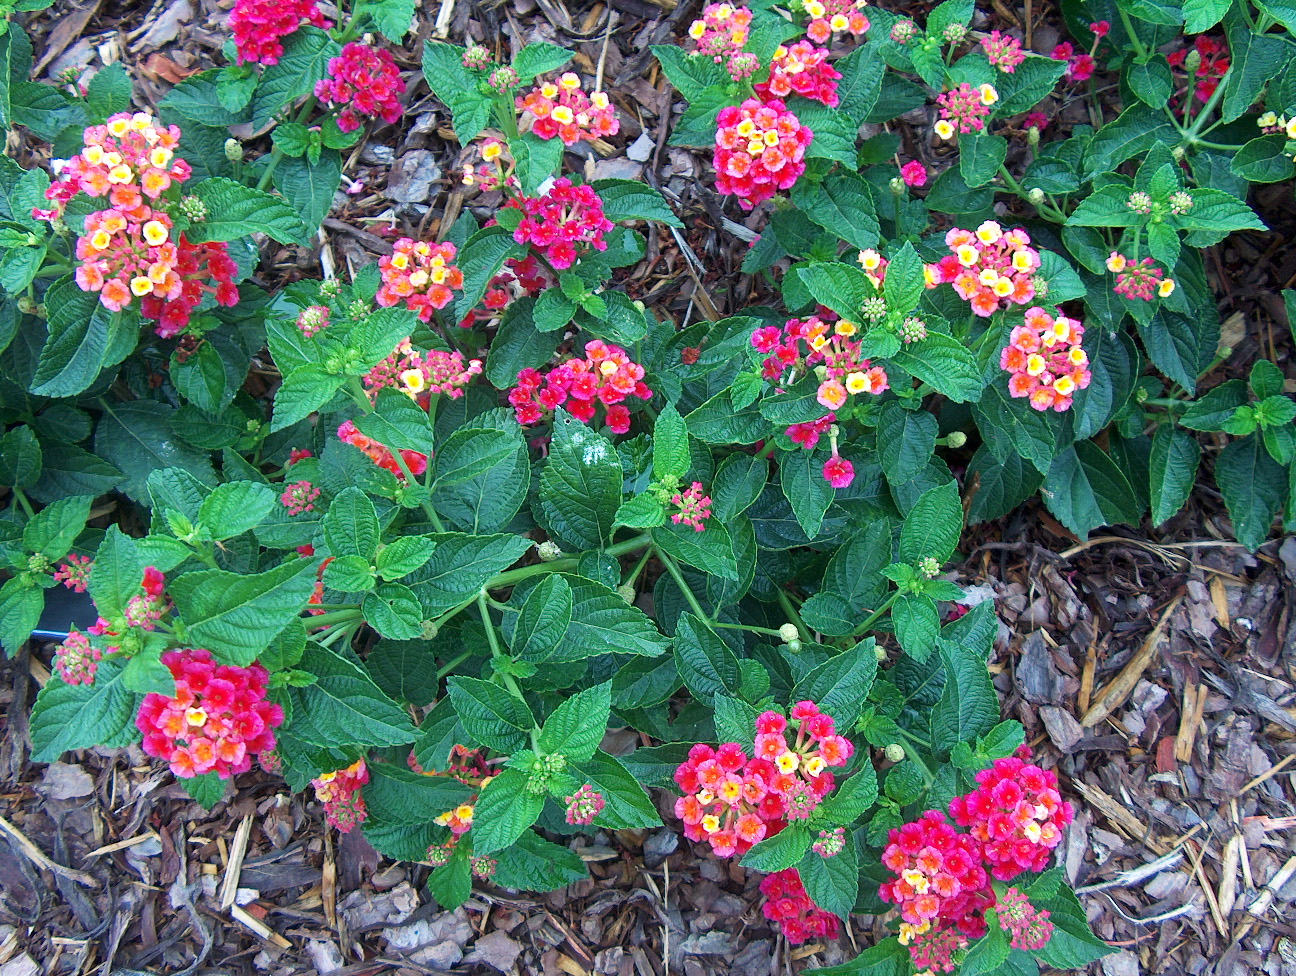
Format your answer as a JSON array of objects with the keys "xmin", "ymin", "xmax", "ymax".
[
  {"xmin": 188, "ymin": 177, "xmax": 310, "ymax": 247},
  {"xmin": 651, "ymin": 46, "xmax": 728, "ymax": 100},
  {"xmin": 592, "ymin": 179, "xmax": 683, "ymax": 227},
  {"xmin": 673, "ymin": 612, "xmax": 741, "ymax": 704},
  {"xmin": 471, "ymin": 768, "xmax": 545, "ymax": 854},
  {"xmin": 447, "ymin": 675, "xmax": 534, "ymax": 752},
  {"xmin": 741, "ymin": 824, "xmax": 810, "ymax": 872},
  {"xmin": 1043, "ymin": 443, "xmax": 1143, "ymax": 538},
  {"xmin": 538, "ymin": 412, "xmax": 622, "ymax": 551},
  {"xmin": 511, "ymin": 575, "xmax": 572, "ymax": 659},
  {"xmin": 792, "ymin": 172, "xmax": 880, "ymax": 251},
  {"xmin": 538, "ymin": 681, "xmax": 611, "ymax": 762},
  {"xmin": 899, "ymin": 480, "xmax": 961, "ymax": 564},
  {"xmin": 492, "ymin": 831, "xmax": 588, "ymax": 891},
  {"xmin": 323, "ymin": 486, "xmax": 381, "ymax": 560},
  {"xmin": 22, "ymin": 494, "xmax": 90, "ymax": 561},
  {"xmin": 250, "ymin": 28, "xmax": 339, "ymax": 130},
  {"xmin": 29, "ymin": 659, "xmax": 142, "ymax": 761},
  {"xmin": 431, "ymin": 423, "xmax": 529, "ymax": 533},
  {"xmin": 198, "ymin": 481, "xmax": 275, "ymax": 540},
  {"xmin": 967, "ymin": 447, "xmax": 1043, "ymax": 525},
  {"xmin": 1149, "ymin": 425, "xmax": 1200, "ymax": 526},
  {"xmin": 797, "ymin": 836, "xmax": 857, "ymax": 921},
  {"xmin": 30, "ymin": 276, "xmax": 117, "ymax": 397},
  {"xmin": 364, "ymin": 763, "xmax": 474, "ymax": 823},
  {"xmin": 363, "ymin": 582, "xmax": 423, "ymax": 639},
  {"xmin": 651, "ymin": 519, "xmax": 738, "ymax": 581},
  {"xmin": 287, "ymin": 643, "xmax": 416, "ymax": 746},
  {"xmin": 889, "ymin": 333, "xmax": 983, "ymax": 402},
  {"xmin": 930, "ymin": 639, "xmax": 998, "ymax": 753},
  {"xmin": 406, "ymin": 532, "xmax": 532, "ymax": 617},
  {"xmin": 95, "ymin": 401, "xmax": 216, "ymax": 505},
  {"xmin": 1216, "ymin": 434, "xmax": 1286, "ymax": 551},
  {"xmin": 574, "ymin": 751, "xmax": 662, "ymax": 829},
  {"xmin": 780, "ymin": 448, "xmax": 835, "ymax": 539}
]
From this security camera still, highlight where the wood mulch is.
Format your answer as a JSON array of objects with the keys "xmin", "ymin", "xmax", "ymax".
[{"xmin": 3, "ymin": 0, "xmax": 1295, "ymax": 973}]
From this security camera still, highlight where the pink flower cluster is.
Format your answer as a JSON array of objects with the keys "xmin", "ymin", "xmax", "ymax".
[
  {"xmin": 671, "ymin": 482, "xmax": 713, "ymax": 532},
  {"xmin": 900, "ymin": 160, "xmax": 927, "ymax": 187},
  {"xmin": 312, "ymin": 759, "xmax": 369, "ymax": 832},
  {"xmin": 754, "ymin": 41, "xmax": 841, "ymax": 106},
  {"xmin": 688, "ymin": 4, "xmax": 758, "ymax": 81},
  {"xmin": 760, "ymin": 868, "xmax": 841, "ymax": 944},
  {"xmin": 1050, "ymin": 41, "xmax": 1095, "ymax": 83},
  {"xmin": 53, "ymin": 553, "xmax": 93, "ymax": 592},
  {"xmin": 881, "ymin": 810, "xmax": 995, "ymax": 939},
  {"xmin": 752, "ymin": 316, "xmax": 888, "ymax": 404},
  {"xmin": 673, "ymin": 702, "xmax": 853, "ymax": 858},
  {"xmin": 714, "ymin": 98, "xmax": 813, "ymax": 210},
  {"xmin": 54, "ymin": 630, "xmax": 101, "ymax": 686},
  {"xmin": 801, "ymin": 0, "xmax": 869, "ymax": 44},
  {"xmin": 281, "ymin": 480, "xmax": 321, "ymax": 515},
  {"xmin": 997, "ymin": 887, "xmax": 1055, "ymax": 950},
  {"xmin": 925, "ymin": 223, "xmax": 1040, "ymax": 317},
  {"xmin": 981, "ymin": 31, "xmax": 1025, "ymax": 72},
  {"xmin": 296, "ymin": 305, "xmax": 329, "ymax": 337},
  {"xmin": 229, "ymin": 0, "xmax": 329, "ymax": 65},
  {"xmin": 934, "ymin": 83, "xmax": 996, "ymax": 136},
  {"xmin": 949, "ymin": 754, "xmax": 1074, "ymax": 878},
  {"xmin": 337, "ymin": 419, "xmax": 428, "ymax": 480},
  {"xmin": 136, "ymin": 649, "xmax": 284, "ymax": 779},
  {"xmin": 315, "ymin": 43, "xmax": 406, "ymax": 133},
  {"xmin": 364, "ymin": 338, "xmax": 482, "ymax": 402},
  {"xmin": 1107, "ymin": 252, "xmax": 1176, "ymax": 301},
  {"xmin": 1000, "ymin": 306, "xmax": 1090, "ymax": 412},
  {"xmin": 516, "ymin": 74, "xmax": 619, "ymax": 146},
  {"xmin": 564, "ymin": 784, "xmax": 606, "ymax": 825},
  {"xmin": 46, "ymin": 113, "xmax": 190, "ymax": 211},
  {"xmin": 376, "ymin": 239, "xmax": 464, "ymax": 321},
  {"xmin": 507, "ymin": 178, "xmax": 614, "ymax": 270},
  {"xmin": 508, "ymin": 339, "xmax": 651, "ymax": 433},
  {"xmin": 786, "ymin": 413, "xmax": 835, "ymax": 450}
]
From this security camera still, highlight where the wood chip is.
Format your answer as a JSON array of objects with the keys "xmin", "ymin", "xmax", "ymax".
[
  {"xmin": 219, "ymin": 815, "xmax": 254, "ymax": 910},
  {"xmin": 229, "ymin": 904, "xmax": 291, "ymax": 948},
  {"xmin": 1081, "ymin": 593, "xmax": 1183, "ymax": 727}
]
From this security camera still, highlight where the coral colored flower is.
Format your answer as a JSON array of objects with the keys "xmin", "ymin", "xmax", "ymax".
[
  {"xmin": 998, "ymin": 306, "xmax": 1090, "ymax": 413},
  {"xmin": 508, "ymin": 340, "xmax": 651, "ymax": 433},
  {"xmin": 671, "ymin": 482, "xmax": 713, "ymax": 532},
  {"xmin": 753, "ymin": 315, "xmax": 888, "ymax": 403},
  {"xmin": 802, "ymin": 0, "xmax": 869, "ymax": 44},
  {"xmin": 880, "ymin": 809, "xmax": 994, "ymax": 938},
  {"xmin": 312, "ymin": 759, "xmax": 369, "ymax": 832},
  {"xmin": 46, "ymin": 112, "xmax": 188, "ymax": 212},
  {"xmin": 516, "ymin": 74, "xmax": 619, "ymax": 146},
  {"xmin": 713, "ymin": 98, "xmax": 813, "ymax": 210},
  {"xmin": 900, "ymin": 160, "xmax": 927, "ymax": 187},
  {"xmin": 376, "ymin": 239, "xmax": 464, "ymax": 321},
  {"xmin": 564, "ymin": 784, "xmax": 606, "ymax": 825},
  {"xmin": 315, "ymin": 43, "xmax": 406, "ymax": 132},
  {"xmin": 688, "ymin": 3, "xmax": 758, "ymax": 80},
  {"xmin": 981, "ymin": 31, "xmax": 1025, "ymax": 73},
  {"xmin": 755, "ymin": 41, "xmax": 842, "ymax": 106},
  {"xmin": 787, "ymin": 413, "xmax": 835, "ymax": 450},
  {"xmin": 136, "ymin": 648, "xmax": 283, "ymax": 779},
  {"xmin": 54, "ymin": 629, "xmax": 101, "ymax": 686},
  {"xmin": 507, "ymin": 178, "xmax": 614, "ymax": 270},
  {"xmin": 948, "ymin": 754, "xmax": 1073, "ymax": 880},
  {"xmin": 53, "ymin": 553, "xmax": 94, "ymax": 592},
  {"xmin": 760, "ymin": 869, "xmax": 840, "ymax": 944},
  {"xmin": 925, "ymin": 223, "xmax": 1041, "ymax": 317},
  {"xmin": 230, "ymin": 0, "xmax": 330, "ymax": 65},
  {"xmin": 337, "ymin": 419, "xmax": 428, "ymax": 480}
]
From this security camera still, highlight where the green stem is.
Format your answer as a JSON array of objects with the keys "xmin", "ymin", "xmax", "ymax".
[
  {"xmin": 477, "ymin": 591, "xmax": 536, "ymax": 748},
  {"xmin": 900, "ymin": 740, "xmax": 935, "ymax": 784},
  {"xmin": 1115, "ymin": 6, "xmax": 1150, "ymax": 60},
  {"xmin": 654, "ymin": 547, "xmax": 711, "ymax": 623},
  {"xmin": 756, "ymin": 441, "xmax": 776, "ymax": 459},
  {"xmin": 852, "ymin": 590, "xmax": 901, "ymax": 637},
  {"xmin": 437, "ymin": 649, "xmax": 474, "ymax": 679},
  {"xmin": 712, "ymin": 620, "xmax": 787, "ymax": 638},
  {"xmin": 256, "ymin": 148, "xmax": 284, "ymax": 192},
  {"xmin": 305, "ymin": 609, "xmax": 364, "ymax": 629},
  {"xmin": 776, "ymin": 588, "xmax": 809, "ymax": 643},
  {"xmin": 10, "ymin": 487, "xmax": 34, "ymax": 519},
  {"xmin": 1188, "ymin": 138, "xmax": 1248, "ymax": 151},
  {"xmin": 1185, "ymin": 65, "xmax": 1232, "ymax": 139},
  {"xmin": 997, "ymin": 165, "xmax": 1068, "ymax": 223},
  {"xmin": 623, "ymin": 548, "xmax": 653, "ymax": 588}
]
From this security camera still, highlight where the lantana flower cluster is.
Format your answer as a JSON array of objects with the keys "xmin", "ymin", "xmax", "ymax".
[
  {"xmin": 516, "ymin": 73, "xmax": 619, "ymax": 146},
  {"xmin": 752, "ymin": 315, "xmax": 889, "ymax": 404},
  {"xmin": 981, "ymin": 31, "xmax": 1025, "ymax": 72},
  {"xmin": 136, "ymin": 649, "xmax": 284, "ymax": 779},
  {"xmin": 458, "ymin": 255, "xmax": 550, "ymax": 329},
  {"xmin": 410, "ymin": 745, "xmax": 495, "ymax": 844},
  {"xmin": 74, "ymin": 566, "xmax": 171, "ymax": 670},
  {"xmin": 507, "ymin": 178, "xmax": 614, "ymax": 270},
  {"xmin": 312, "ymin": 759, "xmax": 370, "ymax": 832},
  {"xmin": 376, "ymin": 239, "xmax": 465, "ymax": 321},
  {"xmin": 337, "ymin": 419, "xmax": 429, "ymax": 479},
  {"xmin": 673, "ymin": 701, "xmax": 853, "ymax": 858},
  {"xmin": 688, "ymin": 4, "xmax": 758, "ymax": 80},
  {"xmin": 800, "ymin": 0, "xmax": 869, "ymax": 43},
  {"xmin": 754, "ymin": 41, "xmax": 841, "ymax": 106},
  {"xmin": 713, "ymin": 98, "xmax": 814, "ymax": 210},
  {"xmin": 925, "ymin": 223, "xmax": 1040, "ymax": 317},
  {"xmin": 1167, "ymin": 34, "xmax": 1229, "ymax": 104},
  {"xmin": 564, "ymin": 784, "xmax": 606, "ymax": 825},
  {"xmin": 1106, "ymin": 252, "xmax": 1176, "ymax": 301},
  {"xmin": 1258, "ymin": 110, "xmax": 1296, "ymax": 142},
  {"xmin": 934, "ymin": 83, "xmax": 997, "ymax": 139},
  {"xmin": 364, "ymin": 338, "xmax": 482, "ymax": 402},
  {"xmin": 999, "ymin": 306, "xmax": 1091, "ymax": 412},
  {"xmin": 281, "ymin": 480, "xmax": 321, "ymax": 515},
  {"xmin": 314, "ymin": 43, "xmax": 406, "ymax": 132},
  {"xmin": 508, "ymin": 339, "xmax": 651, "ymax": 433},
  {"xmin": 671, "ymin": 482, "xmax": 713, "ymax": 532},
  {"xmin": 229, "ymin": 0, "xmax": 329, "ymax": 65},
  {"xmin": 53, "ymin": 553, "xmax": 93, "ymax": 592},
  {"xmin": 54, "ymin": 630, "xmax": 101, "ymax": 686},
  {"xmin": 1051, "ymin": 22, "xmax": 1107, "ymax": 84},
  {"xmin": 880, "ymin": 750, "xmax": 1072, "ymax": 970},
  {"xmin": 760, "ymin": 868, "xmax": 842, "ymax": 944}
]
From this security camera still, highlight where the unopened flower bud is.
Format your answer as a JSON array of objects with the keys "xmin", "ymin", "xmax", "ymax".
[
  {"xmin": 536, "ymin": 540, "xmax": 563, "ymax": 561},
  {"xmin": 917, "ymin": 556, "xmax": 941, "ymax": 579},
  {"xmin": 178, "ymin": 196, "xmax": 208, "ymax": 222},
  {"xmin": 1027, "ymin": 187, "xmax": 1046, "ymax": 205},
  {"xmin": 890, "ymin": 176, "xmax": 906, "ymax": 195},
  {"xmin": 946, "ymin": 430, "xmax": 967, "ymax": 448},
  {"xmin": 778, "ymin": 623, "xmax": 800, "ymax": 642},
  {"xmin": 942, "ymin": 22, "xmax": 967, "ymax": 44},
  {"xmin": 1183, "ymin": 49, "xmax": 1202, "ymax": 75},
  {"xmin": 875, "ymin": 645, "xmax": 887, "ymax": 662},
  {"xmin": 617, "ymin": 583, "xmax": 636, "ymax": 604},
  {"xmin": 421, "ymin": 620, "xmax": 439, "ymax": 639},
  {"xmin": 1171, "ymin": 145, "xmax": 1186, "ymax": 161},
  {"xmin": 225, "ymin": 138, "xmax": 244, "ymax": 163},
  {"xmin": 786, "ymin": 638, "xmax": 802, "ymax": 653},
  {"xmin": 1027, "ymin": 126, "xmax": 1040, "ymax": 146},
  {"xmin": 884, "ymin": 744, "xmax": 906, "ymax": 762}
]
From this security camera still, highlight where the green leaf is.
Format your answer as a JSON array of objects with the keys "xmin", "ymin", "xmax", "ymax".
[
  {"xmin": 711, "ymin": 453, "xmax": 767, "ymax": 522},
  {"xmin": 160, "ymin": 72, "xmax": 251, "ymax": 127},
  {"xmin": 877, "ymin": 402, "xmax": 937, "ymax": 485},
  {"xmin": 512, "ymin": 41, "xmax": 573, "ymax": 81},
  {"xmin": 366, "ymin": 639, "xmax": 440, "ymax": 707},
  {"xmin": 484, "ymin": 298, "xmax": 556, "ymax": 386},
  {"xmin": 1138, "ymin": 308, "xmax": 1218, "ymax": 395},
  {"xmin": 790, "ymin": 261, "xmax": 870, "ymax": 322},
  {"xmin": 780, "ymin": 448, "xmax": 835, "ymax": 539},
  {"xmin": 198, "ymin": 481, "xmax": 275, "ymax": 540},
  {"xmin": 363, "ymin": 582, "xmax": 423, "ymax": 639},
  {"xmin": 1231, "ymin": 135, "xmax": 1296, "ymax": 183},
  {"xmin": 1043, "ymin": 443, "xmax": 1143, "ymax": 538},
  {"xmin": 614, "ymin": 493, "xmax": 667, "ymax": 529},
  {"xmin": 250, "ymin": 27, "xmax": 339, "ymax": 130},
  {"xmin": 791, "ymin": 172, "xmax": 880, "ymax": 251},
  {"xmin": 359, "ymin": 0, "xmax": 416, "ymax": 40},
  {"xmin": 29, "ymin": 659, "xmax": 142, "ymax": 761},
  {"xmin": 511, "ymin": 575, "xmax": 572, "ymax": 658},
  {"xmin": 273, "ymin": 150, "xmax": 342, "ymax": 236},
  {"xmin": 1035, "ymin": 885, "xmax": 1113, "ymax": 968},
  {"xmin": 364, "ymin": 763, "xmax": 474, "ymax": 823},
  {"xmin": 1184, "ymin": 0, "xmax": 1231, "ymax": 30},
  {"xmin": 930, "ymin": 639, "xmax": 998, "ymax": 754},
  {"xmin": 181, "ymin": 773, "xmax": 227, "ymax": 810},
  {"xmin": 426, "ymin": 852, "xmax": 472, "ymax": 910},
  {"xmin": 1127, "ymin": 55, "xmax": 1173, "ymax": 106},
  {"xmin": 672, "ymin": 612, "xmax": 741, "ymax": 704},
  {"xmin": 538, "ymin": 412, "xmax": 623, "ymax": 550},
  {"xmin": 652, "ymin": 403, "xmax": 691, "ymax": 481},
  {"xmin": 492, "ymin": 831, "xmax": 588, "ymax": 891},
  {"xmin": 834, "ymin": 43, "xmax": 886, "ymax": 125},
  {"xmin": 791, "ymin": 641, "xmax": 878, "ymax": 728},
  {"xmin": 447, "ymin": 675, "xmax": 535, "ymax": 752},
  {"xmin": 22, "ymin": 494, "xmax": 91, "ymax": 561},
  {"xmin": 592, "ymin": 179, "xmax": 683, "ymax": 227},
  {"xmin": 431, "ymin": 422, "xmax": 530, "ymax": 533},
  {"xmin": 893, "ymin": 592, "xmax": 941, "ymax": 661},
  {"xmin": 89, "ymin": 526, "xmax": 143, "ymax": 619},
  {"xmin": 407, "ymin": 533, "xmax": 532, "ymax": 617},
  {"xmin": 287, "ymin": 643, "xmax": 416, "ymax": 746},
  {"xmin": 961, "ymin": 912, "xmax": 1011, "ymax": 976},
  {"xmin": 818, "ymin": 763, "xmax": 877, "ymax": 822},
  {"xmin": 993, "ymin": 56, "xmax": 1067, "ymax": 114},
  {"xmin": 574, "ymin": 750, "xmax": 662, "ymax": 829},
  {"xmin": 421, "ymin": 41, "xmax": 492, "ymax": 141},
  {"xmin": 797, "ymin": 837, "xmax": 857, "ymax": 921},
  {"xmin": 375, "ymin": 536, "xmax": 435, "ymax": 580},
  {"xmin": 0, "ymin": 577, "xmax": 43, "ymax": 657},
  {"xmin": 29, "ymin": 276, "xmax": 116, "ymax": 397},
  {"xmin": 1149, "ymin": 425, "xmax": 1200, "ymax": 526},
  {"xmin": 899, "ymin": 480, "xmax": 961, "ymax": 564},
  {"xmin": 889, "ymin": 333, "xmax": 983, "ymax": 402},
  {"xmin": 1220, "ymin": 23, "xmax": 1290, "ymax": 124},
  {"xmin": 967, "ymin": 447, "xmax": 1043, "ymax": 524},
  {"xmin": 323, "ymin": 486, "xmax": 381, "ymax": 560},
  {"xmin": 171, "ymin": 560, "xmax": 315, "ymax": 666},
  {"xmin": 713, "ymin": 695, "xmax": 759, "ymax": 744},
  {"xmin": 741, "ymin": 824, "xmax": 810, "ymax": 872},
  {"xmin": 269, "ymin": 365, "xmax": 343, "ymax": 431},
  {"xmin": 95, "ymin": 401, "xmax": 215, "ymax": 505},
  {"xmin": 974, "ymin": 380, "xmax": 1058, "ymax": 474},
  {"xmin": 960, "ymin": 133, "xmax": 1007, "ymax": 188},
  {"xmin": 539, "ymin": 681, "xmax": 611, "ymax": 762},
  {"xmin": 1216, "ymin": 434, "xmax": 1286, "ymax": 551},
  {"xmin": 188, "ymin": 177, "xmax": 310, "ymax": 247},
  {"xmin": 1181, "ymin": 379, "xmax": 1248, "ymax": 431},
  {"xmin": 1083, "ymin": 105, "xmax": 1178, "ymax": 177},
  {"xmin": 0, "ymin": 27, "xmax": 34, "ymax": 128},
  {"xmin": 651, "ymin": 520, "xmax": 738, "ymax": 581},
  {"xmin": 651, "ymin": 46, "xmax": 728, "ymax": 101},
  {"xmin": 611, "ymin": 655, "xmax": 680, "ymax": 708},
  {"xmin": 511, "ymin": 131, "xmax": 564, "ymax": 195},
  {"xmin": 471, "ymin": 768, "xmax": 544, "ymax": 854}
]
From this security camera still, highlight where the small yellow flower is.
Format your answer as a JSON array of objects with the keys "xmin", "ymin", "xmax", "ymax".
[
  {"xmin": 83, "ymin": 145, "xmax": 104, "ymax": 165},
  {"xmin": 1258, "ymin": 111, "xmax": 1278, "ymax": 127},
  {"xmin": 1068, "ymin": 347, "xmax": 1088, "ymax": 366},
  {"xmin": 591, "ymin": 91, "xmax": 610, "ymax": 110},
  {"xmin": 142, "ymin": 220, "xmax": 169, "ymax": 246},
  {"xmin": 149, "ymin": 146, "xmax": 173, "ymax": 168},
  {"xmin": 482, "ymin": 140, "xmax": 502, "ymax": 161},
  {"xmin": 1053, "ymin": 375, "xmax": 1076, "ymax": 396},
  {"xmin": 689, "ymin": 20, "xmax": 706, "ymax": 38},
  {"xmin": 552, "ymin": 106, "xmax": 575, "ymax": 125},
  {"xmin": 130, "ymin": 276, "xmax": 154, "ymax": 296},
  {"xmin": 401, "ymin": 369, "xmax": 427, "ymax": 394},
  {"xmin": 736, "ymin": 119, "xmax": 756, "ymax": 137},
  {"xmin": 805, "ymin": 0, "xmax": 825, "ymax": 16},
  {"xmin": 390, "ymin": 253, "xmax": 410, "ymax": 270},
  {"xmin": 1158, "ymin": 278, "xmax": 1176, "ymax": 297},
  {"xmin": 774, "ymin": 751, "xmax": 800, "ymax": 774},
  {"xmin": 131, "ymin": 112, "xmax": 154, "ymax": 131},
  {"xmin": 185, "ymin": 706, "xmax": 208, "ymax": 727},
  {"xmin": 600, "ymin": 360, "xmax": 618, "ymax": 376},
  {"xmin": 858, "ymin": 248, "xmax": 882, "ymax": 271},
  {"xmin": 902, "ymin": 869, "xmax": 930, "ymax": 893},
  {"xmin": 1026, "ymin": 354, "xmax": 1047, "ymax": 376},
  {"xmin": 1285, "ymin": 116, "xmax": 1296, "ymax": 139},
  {"xmin": 108, "ymin": 164, "xmax": 133, "ymax": 184},
  {"xmin": 976, "ymin": 220, "xmax": 1002, "ymax": 245},
  {"xmin": 540, "ymin": 83, "xmax": 559, "ymax": 99},
  {"xmin": 934, "ymin": 119, "xmax": 955, "ymax": 140},
  {"xmin": 716, "ymin": 2, "xmax": 733, "ymax": 17},
  {"xmin": 978, "ymin": 268, "xmax": 1000, "ymax": 287},
  {"xmin": 845, "ymin": 371, "xmax": 868, "ymax": 394},
  {"xmin": 408, "ymin": 269, "xmax": 429, "ymax": 288},
  {"xmin": 559, "ymin": 72, "xmax": 581, "ymax": 90},
  {"xmin": 1105, "ymin": 252, "xmax": 1126, "ymax": 273},
  {"xmin": 830, "ymin": 12, "xmax": 849, "ymax": 30},
  {"xmin": 956, "ymin": 244, "xmax": 979, "ymax": 266},
  {"xmin": 107, "ymin": 117, "xmax": 130, "ymax": 137},
  {"xmin": 90, "ymin": 229, "xmax": 112, "ymax": 250},
  {"xmin": 455, "ymin": 804, "xmax": 475, "ymax": 822},
  {"xmin": 979, "ymin": 83, "xmax": 999, "ymax": 105},
  {"xmin": 804, "ymin": 755, "xmax": 826, "ymax": 776},
  {"xmin": 700, "ymin": 814, "xmax": 721, "ymax": 833},
  {"xmin": 834, "ymin": 320, "xmax": 857, "ymax": 337},
  {"xmin": 746, "ymin": 138, "xmax": 765, "ymax": 155},
  {"xmin": 1023, "ymin": 821, "xmax": 1043, "ymax": 842},
  {"xmin": 1011, "ymin": 250, "xmax": 1034, "ymax": 272},
  {"xmin": 924, "ymin": 264, "xmax": 941, "ymax": 286},
  {"xmin": 992, "ymin": 278, "xmax": 1014, "ymax": 297}
]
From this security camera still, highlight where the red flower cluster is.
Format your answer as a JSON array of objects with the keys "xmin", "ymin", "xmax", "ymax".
[
  {"xmin": 754, "ymin": 41, "xmax": 841, "ymax": 106},
  {"xmin": 907, "ymin": 926, "xmax": 970, "ymax": 973},
  {"xmin": 752, "ymin": 316, "xmax": 888, "ymax": 404},
  {"xmin": 458, "ymin": 255, "xmax": 550, "ymax": 329},
  {"xmin": 1000, "ymin": 306, "xmax": 1090, "ymax": 413},
  {"xmin": 949, "ymin": 754, "xmax": 1073, "ymax": 879},
  {"xmin": 337, "ymin": 419, "xmax": 428, "ymax": 479},
  {"xmin": 564, "ymin": 784, "xmax": 606, "ymax": 825},
  {"xmin": 673, "ymin": 702, "xmax": 853, "ymax": 858},
  {"xmin": 714, "ymin": 98, "xmax": 813, "ymax": 210},
  {"xmin": 801, "ymin": 0, "xmax": 869, "ymax": 44},
  {"xmin": 136, "ymin": 649, "xmax": 283, "ymax": 779},
  {"xmin": 54, "ymin": 630, "xmax": 101, "ymax": 686},
  {"xmin": 925, "ymin": 223, "xmax": 1040, "ymax": 317},
  {"xmin": 376, "ymin": 239, "xmax": 465, "ymax": 321},
  {"xmin": 900, "ymin": 160, "xmax": 927, "ymax": 187},
  {"xmin": 315, "ymin": 43, "xmax": 406, "ymax": 132},
  {"xmin": 364, "ymin": 338, "xmax": 482, "ymax": 402},
  {"xmin": 516, "ymin": 73, "xmax": 619, "ymax": 146},
  {"xmin": 507, "ymin": 178, "xmax": 614, "ymax": 270},
  {"xmin": 312, "ymin": 759, "xmax": 369, "ymax": 832},
  {"xmin": 229, "ymin": 0, "xmax": 330, "ymax": 65},
  {"xmin": 1050, "ymin": 24, "xmax": 1106, "ymax": 85},
  {"xmin": 281, "ymin": 480, "xmax": 320, "ymax": 515},
  {"xmin": 141, "ymin": 237, "xmax": 240, "ymax": 338},
  {"xmin": 760, "ymin": 869, "xmax": 841, "ymax": 944},
  {"xmin": 1167, "ymin": 35, "xmax": 1229, "ymax": 103},
  {"xmin": 508, "ymin": 339, "xmax": 651, "ymax": 433},
  {"xmin": 786, "ymin": 413, "xmax": 835, "ymax": 449}
]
